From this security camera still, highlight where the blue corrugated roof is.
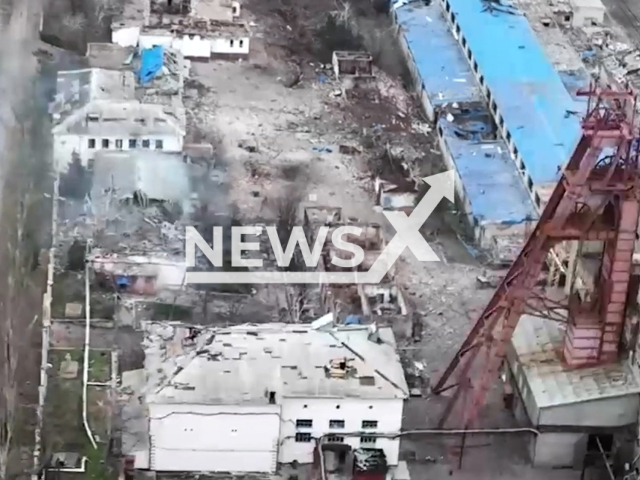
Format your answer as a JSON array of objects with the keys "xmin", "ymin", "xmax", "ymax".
[
  {"xmin": 446, "ymin": 0, "xmax": 582, "ymax": 184},
  {"xmin": 439, "ymin": 119, "xmax": 538, "ymax": 225},
  {"xmin": 395, "ymin": 1, "xmax": 481, "ymax": 107}
]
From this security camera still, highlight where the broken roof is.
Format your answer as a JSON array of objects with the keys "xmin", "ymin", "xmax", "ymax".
[
  {"xmin": 86, "ymin": 43, "xmax": 135, "ymax": 70},
  {"xmin": 113, "ymin": 0, "xmax": 151, "ymax": 27},
  {"xmin": 92, "ymin": 150, "xmax": 191, "ymax": 207},
  {"xmin": 50, "ymin": 69, "xmax": 136, "ymax": 122},
  {"xmin": 143, "ymin": 322, "xmax": 409, "ymax": 405},
  {"xmin": 52, "ymin": 101, "xmax": 185, "ymax": 136}
]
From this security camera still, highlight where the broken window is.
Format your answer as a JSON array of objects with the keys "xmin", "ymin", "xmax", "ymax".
[
  {"xmin": 155, "ymin": 139, "xmax": 164, "ymax": 150},
  {"xmin": 129, "ymin": 139, "xmax": 137, "ymax": 149},
  {"xmin": 295, "ymin": 433, "xmax": 312, "ymax": 443},
  {"xmin": 87, "ymin": 114, "xmax": 99, "ymax": 122},
  {"xmin": 142, "ymin": 139, "xmax": 150, "ymax": 148},
  {"xmin": 362, "ymin": 420, "xmax": 378, "ymax": 429},
  {"xmin": 360, "ymin": 436, "xmax": 376, "ymax": 445},
  {"xmin": 102, "ymin": 139, "xmax": 110, "ymax": 148},
  {"xmin": 88, "ymin": 138, "xmax": 96, "ymax": 149},
  {"xmin": 326, "ymin": 435, "xmax": 344, "ymax": 443},
  {"xmin": 115, "ymin": 139, "xmax": 123, "ymax": 149},
  {"xmin": 329, "ymin": 419, "xmax": 345, "ymax": 429},
  {"xmin": 296, "ymin": 419, "xmax": 313, "ymax": 428}
]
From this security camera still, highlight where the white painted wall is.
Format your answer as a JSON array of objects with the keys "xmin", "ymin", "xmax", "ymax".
[
  {"xmin": 112, "ymin": 26, "xmax": 141, "ymax": 47},
  {"xmin": 149, "ymin": 403, "xmax": 281, "ymax": 473},
  {"xmin": 211, "ymin": 37, "xmax": 250, "ymax": 55},
  {"xmin": 139, "ymin": 34, "xmax": 173, "ymax": 50},
  {"xmin": 533, "ymin": 432, "xmax": 583, "ymax": 468},
  {"xmin": 140, "ymin": 33, "xmax": 250, "ymax": 57},
  {"xmin": 181, "ymin": 35, "xmax": 212, "ymax": 58},
  {"xmin": 570, "ymin": 1, "xmax": 605, "ymax": 27},
  {"xmin": 279, "ymin": 397, "xmax": 404, "ymax": 466},
  {"xmin": 53, "ymin": 133, "xmax": 183, "ymax": 173}
]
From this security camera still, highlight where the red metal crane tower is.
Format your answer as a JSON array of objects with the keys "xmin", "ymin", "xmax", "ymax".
[{"xmin": 432, "ymin": 85, "xmax": 640, "ymax": 429}]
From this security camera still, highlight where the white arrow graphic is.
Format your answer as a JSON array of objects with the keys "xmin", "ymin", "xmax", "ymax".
[{"xmin": 185, "ymin": 170, "xmax": 454, "ymax": 284}]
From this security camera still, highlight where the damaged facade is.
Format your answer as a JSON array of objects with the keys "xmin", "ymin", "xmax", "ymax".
[
  {"xmin": 304, "ymin": 207, "xmax": 413, "ymax": 341},
  {"xmin": 112, "ymin": 0, "xmax": 250, "ymax": 57},
  {"xmin": 375, "ymin": 174, "xmax": 419, "ymax": 212},
  {"xmin": 121, "ymin": 321, "xmax": 408, "ymax": 473},
  {"xmin": 51, "ymin": 68, "xmax": 185, "ymax": 173}
]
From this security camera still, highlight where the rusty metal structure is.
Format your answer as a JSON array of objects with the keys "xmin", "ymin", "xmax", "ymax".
[{"xmin": 433, "ymin": 85, "xmax": 640, "ymax": 429}]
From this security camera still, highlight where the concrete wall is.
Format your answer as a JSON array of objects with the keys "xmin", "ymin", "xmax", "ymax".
[
  {"xmin": 539, "ymin": 394, "xmax": 640, "ymax": 428},
  {"xmin": 380, "ymin": 191, "xmax": 417, "ymax": 210},
  {"xmin": 211, "ymin": 37, "xmax": 250, "ymax": 55},
  {"xmin": 149, "ymin": 403, "xmax": 281, "ymax": 472},
  {"xmin": 53, "ymin": 133, "xmax": 182, "ymax": 172},
  {"xmin": 570, "ymin": 3, "xmax": 605, "ymax": 27},
  {"xmin": 139, "ymin": 32, "xmax": 250, "ymax": 57},
  {"xmin": 508, "ymin": 352, "xmax": 541, "ymax": 425},
  {"xmin": 533, "ymin": 432, "xmax": 585, "ymax": 468},
  {"xmin": 279, "ymin": 397, "xmax": 404, "ymax": 466}
]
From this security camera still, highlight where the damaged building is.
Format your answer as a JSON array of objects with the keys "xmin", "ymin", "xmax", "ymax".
[
  {"xmin": 436, "ymin": 104, "xmax": 538, "ymax": 251},
  {"xmin": 112, "ymin": 0, "xmax": 250, "ymax": 57},
  {"xmin": 303, "ymin": 207, "xmax": 413, "ymax": 341},
  {"xmin": 393, "ymin": 2, "xmax": 539, "ymax": 262},
  {"xmin": 120, "ymin": 321, "xmax": 408, "ymax": 474},
  {"xmin": 375, "ymin": 174, "xmax": 419, "ymax": 212},
  {"xmin": 51, "ymin": 68, "xmax": 185, "ymax": 173}
]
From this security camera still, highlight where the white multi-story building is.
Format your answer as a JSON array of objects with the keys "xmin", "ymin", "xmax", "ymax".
[
  {"xmin": 125, "ymin": 321, "xmax": 408, "ymax": 474},
  {"xmin": 51, "ymin": 69, "xmax": 185, "ymax": 173}
]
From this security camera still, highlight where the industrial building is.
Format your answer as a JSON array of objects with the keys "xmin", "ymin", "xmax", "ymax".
[
  {"xmin": 393, "ymin": 1, "xmax": 539, "ymax": 253},
  {"xmin": 395, "ymin": 0, "xmax": 640, "ymax": 473},
  {"xmin": 121, "ymin": 321, "xmax": 408, "ymax": 474},
  {"xmin": 432, "ymin": 86, "xmax": 640, "ymax": 473}
]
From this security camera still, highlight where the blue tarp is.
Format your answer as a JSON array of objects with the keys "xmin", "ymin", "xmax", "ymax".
[
  {"xmin": 138, "ymin": 46, "xmax": 164, "ymax": 85},
  {"xmin": 345, "ymin": 315, "xmax": 364, "ymax": 325}
]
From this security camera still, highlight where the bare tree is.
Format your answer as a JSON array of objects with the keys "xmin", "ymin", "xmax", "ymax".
[
  {"xmin": 60, "ymin": 12, "xmax": 86, "ymax": 33},
  {"xmin": 0, "ymin": 1, "xmax": 53, "ymax": 472},
  {"xmin": 93, "ymin": 0, "xmax": 118, "ymax": 25}
]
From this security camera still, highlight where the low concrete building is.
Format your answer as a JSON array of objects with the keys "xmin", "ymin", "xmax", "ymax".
[
  {"xmin": 375, "ymin": 174, "xmax": 418, "ymax": 211},
  {"xmin": 506, "ymin": 315, "xmax": 640, "ymax": 469},
  {"xmin": 138, "ymin": 22, "xmax": 250, "ymax": 58},
  {"xmin": 124, "ymin": 322, "xmax": 408, "ymax": 473},
  {"xmin": 112, "ymin": 0, "xmax": 250, "ymax": 57},
  {"xmin": 51, "ymin": 69, "xmax": 185, "ymax": 173},
  {"xmin": 332, "ymin": 51, "xmax": 374, "ymax": 80},
  {"xmin": 568, "ymin": 0, "xmax": 605, "ymax": 27}
]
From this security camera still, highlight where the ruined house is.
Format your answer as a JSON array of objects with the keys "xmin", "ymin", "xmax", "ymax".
[
  {"xmin": 51, "ymin": 68, "xmax": 185, "ymax": 173},
  {"xmin": 120, "ymin": 321, "xmax": 408, "ymax": 473}
]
